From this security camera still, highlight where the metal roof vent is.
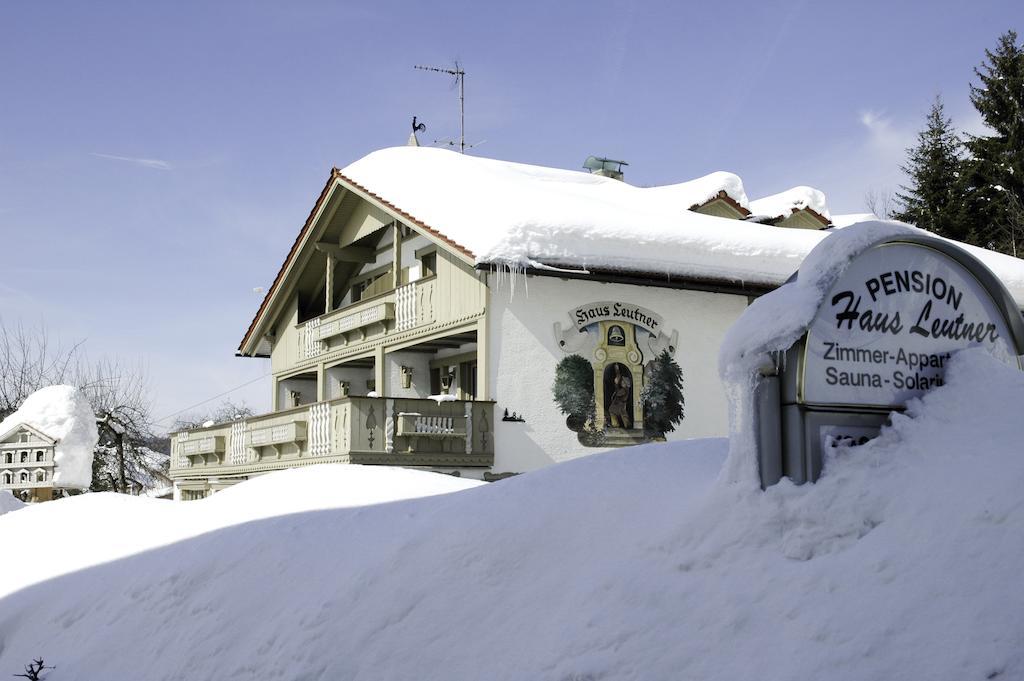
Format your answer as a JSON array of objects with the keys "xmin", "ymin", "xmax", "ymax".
[{"xmin": 583, "ymin": 155, "xmax": 628, "ymax": 181}]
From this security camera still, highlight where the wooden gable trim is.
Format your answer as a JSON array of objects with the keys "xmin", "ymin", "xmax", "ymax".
[
  {"xmin": 689, "ymin": 191, "xmax": 751, "ymax": 218},
  {"xmin": 238, "ymin": 169, "xmax": 480, "ymax": 356},
  {"xmin": 238, "ymin": 169, "xmax": 343, "ymax": 356}
]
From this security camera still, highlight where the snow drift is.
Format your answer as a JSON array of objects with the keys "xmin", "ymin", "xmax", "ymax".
[
  {"xmin": 2, "ymin": 349, "xmax": 1024, "ymax": 679},
  {"xmin": 0, "ymin": 385, "xmax": 97, "ymax": 489}
]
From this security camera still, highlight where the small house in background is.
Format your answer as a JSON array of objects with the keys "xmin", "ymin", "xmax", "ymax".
[
  {"xmin": 0, "ymin": 385, "xmax": 98, "ymax": 503},
  {"xmin": 0, "ymin": 424, "xmax": 58, "ymax": 502},
  {"xmin": 168, "ymin": 146, "xmax": 1024, "ymax": 499}
]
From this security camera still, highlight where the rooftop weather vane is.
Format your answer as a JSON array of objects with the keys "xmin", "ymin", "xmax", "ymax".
[{"xmin": 414, "ymin": 62, "xmax": 471, "ymax": 153}]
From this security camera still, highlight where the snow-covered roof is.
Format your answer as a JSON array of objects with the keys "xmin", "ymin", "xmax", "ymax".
[
  {"xmin": 0, "ymin": 386, "xmax": 98, "ymax": 489},
  {"xmin": 641, "ymin": 171, "xmax": 749, "ymax": 211},
  {"xmin": 748, "ymin": 185, "xmax": 831, "ymax": 221},
  {"xmin": 339, "ymin": 147, "xmax": 1024, "ymax": 304}
]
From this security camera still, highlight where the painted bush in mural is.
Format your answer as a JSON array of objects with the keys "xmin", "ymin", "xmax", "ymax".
[
  {"xmin": 552, "ymin": 354, "xmax": 595, "ymax": 432},
  {"xmin": 641, "ymin": 349, "xmax": 685, "ymax": 437}
]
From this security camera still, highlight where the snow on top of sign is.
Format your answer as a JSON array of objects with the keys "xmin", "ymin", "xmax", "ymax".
[
  {"xmin": 748, "ymin": 185, "xmax": 831, "ymax": 220},
  {"xmin": 718, "ymin": 221, "xmax": 927, "ymax": 484},
  {"xmin": 3, "ymin": 352, "xmax": 1024, "ymax": 679},
  {"xmin": 341, "ymin": 148, "xmax": 1024, "ymax": 303},
  {"xmin": 0, "ymin": 385, "xmax": 98, "ymax": 489}
]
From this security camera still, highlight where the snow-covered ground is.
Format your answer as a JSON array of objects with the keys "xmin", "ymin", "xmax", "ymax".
[{"xmin": 0, "ymin": 350, "xmax": 1023, "ymax": 679}]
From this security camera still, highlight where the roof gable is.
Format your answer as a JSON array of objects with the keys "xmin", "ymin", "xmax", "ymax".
[{"xmin": 0, "ymin": 423, "xmax": 56, "ymax": 446}]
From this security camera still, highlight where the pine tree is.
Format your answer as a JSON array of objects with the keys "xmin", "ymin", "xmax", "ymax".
[
  {"xmin": 962, "ymin": 30, "xmax": 1024, "ymax": 256},
  {"xmin": 552, "ymin": 354, "xmax": 595, "ymax": 432},
  {"xmin": 641, "ymin": 350, "xmax": 684, "ymax": 437},
  {"xmin": 892, "ymin": 96, "xmax": 968, "ymax": 241}
]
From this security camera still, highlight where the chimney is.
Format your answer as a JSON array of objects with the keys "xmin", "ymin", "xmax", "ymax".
[{"xmin": 583, "ymin": 155, "xmax": 628, "ymax": 181}]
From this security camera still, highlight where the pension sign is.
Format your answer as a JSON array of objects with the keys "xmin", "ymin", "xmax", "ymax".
[{"xmin": 802, "ymin": 240, "xmax": 1022, "ymax": 408}]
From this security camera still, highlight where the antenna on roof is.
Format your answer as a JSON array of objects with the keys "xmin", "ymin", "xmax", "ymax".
[{"xmin": 414, "ymin": 62, "xmax": 470, "ymax": 153}]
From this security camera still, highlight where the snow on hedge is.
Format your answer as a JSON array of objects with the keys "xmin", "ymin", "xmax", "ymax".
[
  {"xmin": 2, "ymin": 350, "xmax": 1024, "ymax": 679},
  {"xmin": 341, "ymin": 147, "xmax": 1024, "ymax": 304},
  {"xmin": 0, "ymin": 490, "xmax": 24, "ymax": 516},
  {"xmin": 0, "ymin": 385, "xmax": 97, "ymax": 489}
]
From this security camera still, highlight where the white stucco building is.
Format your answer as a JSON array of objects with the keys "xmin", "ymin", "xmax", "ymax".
[{"xmin": 168, "ymin": 146, "xmax": 1024, "ymax": 498}]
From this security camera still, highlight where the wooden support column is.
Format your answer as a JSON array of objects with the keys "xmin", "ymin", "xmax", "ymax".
[
  {"xmin": 476, "ymin": 315, "xmax": 489, "ymax": 401},
  {"xmin": 374, "ymin": 346, "xmax": 386, "ymax": 396},
  {"xmin": 392, "ymin": 223, "xmax": 403, "ymax": 290},
  {"xmin": 325, "ymin": 252, "xmax": 335, "ymax": 312},
  {"xmin": 317, "ymin": 363, "xmax": 327, "ymax": 402}
]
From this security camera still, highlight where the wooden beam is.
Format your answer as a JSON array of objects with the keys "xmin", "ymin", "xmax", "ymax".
[
  {"xmin": 325, "ymin": 252, "xmax": 335, "ymax": 312},
  {"xmin": 391, "ymin": 223, "xmax": 402, "ymax": 290},
  {"xmin": 314, "ymin": 242, "xmax": 375, "ymax": 263}
]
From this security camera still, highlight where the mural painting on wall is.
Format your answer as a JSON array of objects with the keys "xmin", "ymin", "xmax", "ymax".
[{"xmin": 552, "ymin": 302, "xmax": 685, "ymax": 447}]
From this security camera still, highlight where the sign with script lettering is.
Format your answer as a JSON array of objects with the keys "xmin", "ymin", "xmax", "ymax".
[
  {"xmin": 570, "ymin": 302, "xmax": 664, "ymax": 335},
  {"xmin": 802, "ymin": 241, "xmax": 1021, "ymax": 408}
]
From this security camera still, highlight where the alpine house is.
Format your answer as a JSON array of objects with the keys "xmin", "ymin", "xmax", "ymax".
[{"xmin": 168, "ymin": 146, "xmax": 1024, "ymax": 499}]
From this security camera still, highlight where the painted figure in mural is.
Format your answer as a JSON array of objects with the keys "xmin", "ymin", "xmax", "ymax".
[{"xmin": 607, "ymin": 364, "xmax": 633, "ymax": 429}]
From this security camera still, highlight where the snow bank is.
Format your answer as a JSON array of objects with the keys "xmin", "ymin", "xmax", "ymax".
[
  {"xmin": 749, "ymin": 185, "xmax": 830, "ymax": 220},
  {"xmin": 0, "ymin": 490, "xmax": 24, "ymax": 516},
  {"xmin": 340, "ymin": 147, "xmax": 1024, "ymax": 305},
  {"xmin": 0, "ymin": 464, "xmax": 482, "ymax": 598},
  {"xmin": 2, "ymin": 352, "xmax": 1024, "ymax": 678},
  {"xmin": 0, "ymin": 385, "xmax": 97, "ymax": 489}
]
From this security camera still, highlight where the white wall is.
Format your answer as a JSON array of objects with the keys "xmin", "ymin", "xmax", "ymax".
[
  {"xmin": 385, "ymin": 350, "xmax": 433, "ymax": 399},
  {"xmin": 486, "ymin": 275, "xmax": 749, "ymax": 474},
  {"xmin": 277, "ymin": 376, "xmax": 318, "ymax": 408},
  {"xmin": 325, "ymin": 365, "xmax": 374, "ymax": 399}
]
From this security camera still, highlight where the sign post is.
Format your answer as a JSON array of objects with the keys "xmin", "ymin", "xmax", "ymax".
[{"xmin": 757, "ymin": 234, "xmax": 1024, "ymax": 488}]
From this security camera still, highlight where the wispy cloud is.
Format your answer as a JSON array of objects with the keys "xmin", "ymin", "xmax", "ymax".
[{"xmin": 91, "ymin": 152, "xmax": 172, "ymax": 171}]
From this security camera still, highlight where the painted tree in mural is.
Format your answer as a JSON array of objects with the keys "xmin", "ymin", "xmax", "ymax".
[
  {"xmin": 642, "ymin": 350, "xmax": 684, "ymax": 437},
  {"xmin": 552, "ymin": 354, "xmax": 595, "ymax": 432}
]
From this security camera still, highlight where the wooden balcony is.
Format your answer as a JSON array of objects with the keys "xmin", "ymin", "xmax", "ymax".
[
  {"xmin": 295, "ymin": 278, "xmax": 438, "ymax": 362},
  {"xmin": 169, "ymin": 395, "xmax": 494, "ymax": 480}
]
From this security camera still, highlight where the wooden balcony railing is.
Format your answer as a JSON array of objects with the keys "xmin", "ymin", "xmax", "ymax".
[{"xmin": 169, "ymin": 395, "xmax": 494, "ymax": 477}]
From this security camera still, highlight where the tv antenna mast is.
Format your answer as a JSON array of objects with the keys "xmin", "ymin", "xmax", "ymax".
[{"xmin": 414, "ymin": 62, "xmax": 467, "ymax": 153}]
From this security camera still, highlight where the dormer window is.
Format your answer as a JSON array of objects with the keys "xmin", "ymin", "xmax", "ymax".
[{"xmin": 19, "ymin": 432, "xmax": 29, "ymax": 443}]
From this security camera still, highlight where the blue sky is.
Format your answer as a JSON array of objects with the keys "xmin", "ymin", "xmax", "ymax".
[{"xmin": 0, "ymin": 0, "xmax": 1019, "ymax": 428}]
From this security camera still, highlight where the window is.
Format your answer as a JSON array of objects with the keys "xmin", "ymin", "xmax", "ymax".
[
  {"xmin": 35, "ymin": 451, "xmax": 44, "ymax": 462},
  {"xmin": 4, "ymin": 453, "xmax": 11, "ymax": 464},
  {"xmin": 2, "ymin": 472, "xmax": 11, "ymax": 484},
  {"xmin": 20, "ymin": 472, "xmax": 28, "ymax": 483},
  {"xmin": 19, "ymin": 432, "xmax": 28, "ymax": 443},
  {"xmin": 421, "ymin": 251, "xmax": 437, "ymax": 277},
  {"xmin": 20, "ymin": 452, "xmax": 28, "ymax": 463},
  {"xmin": 36, "ymin": 470, "xmax": 45, "ymax": 482}
]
